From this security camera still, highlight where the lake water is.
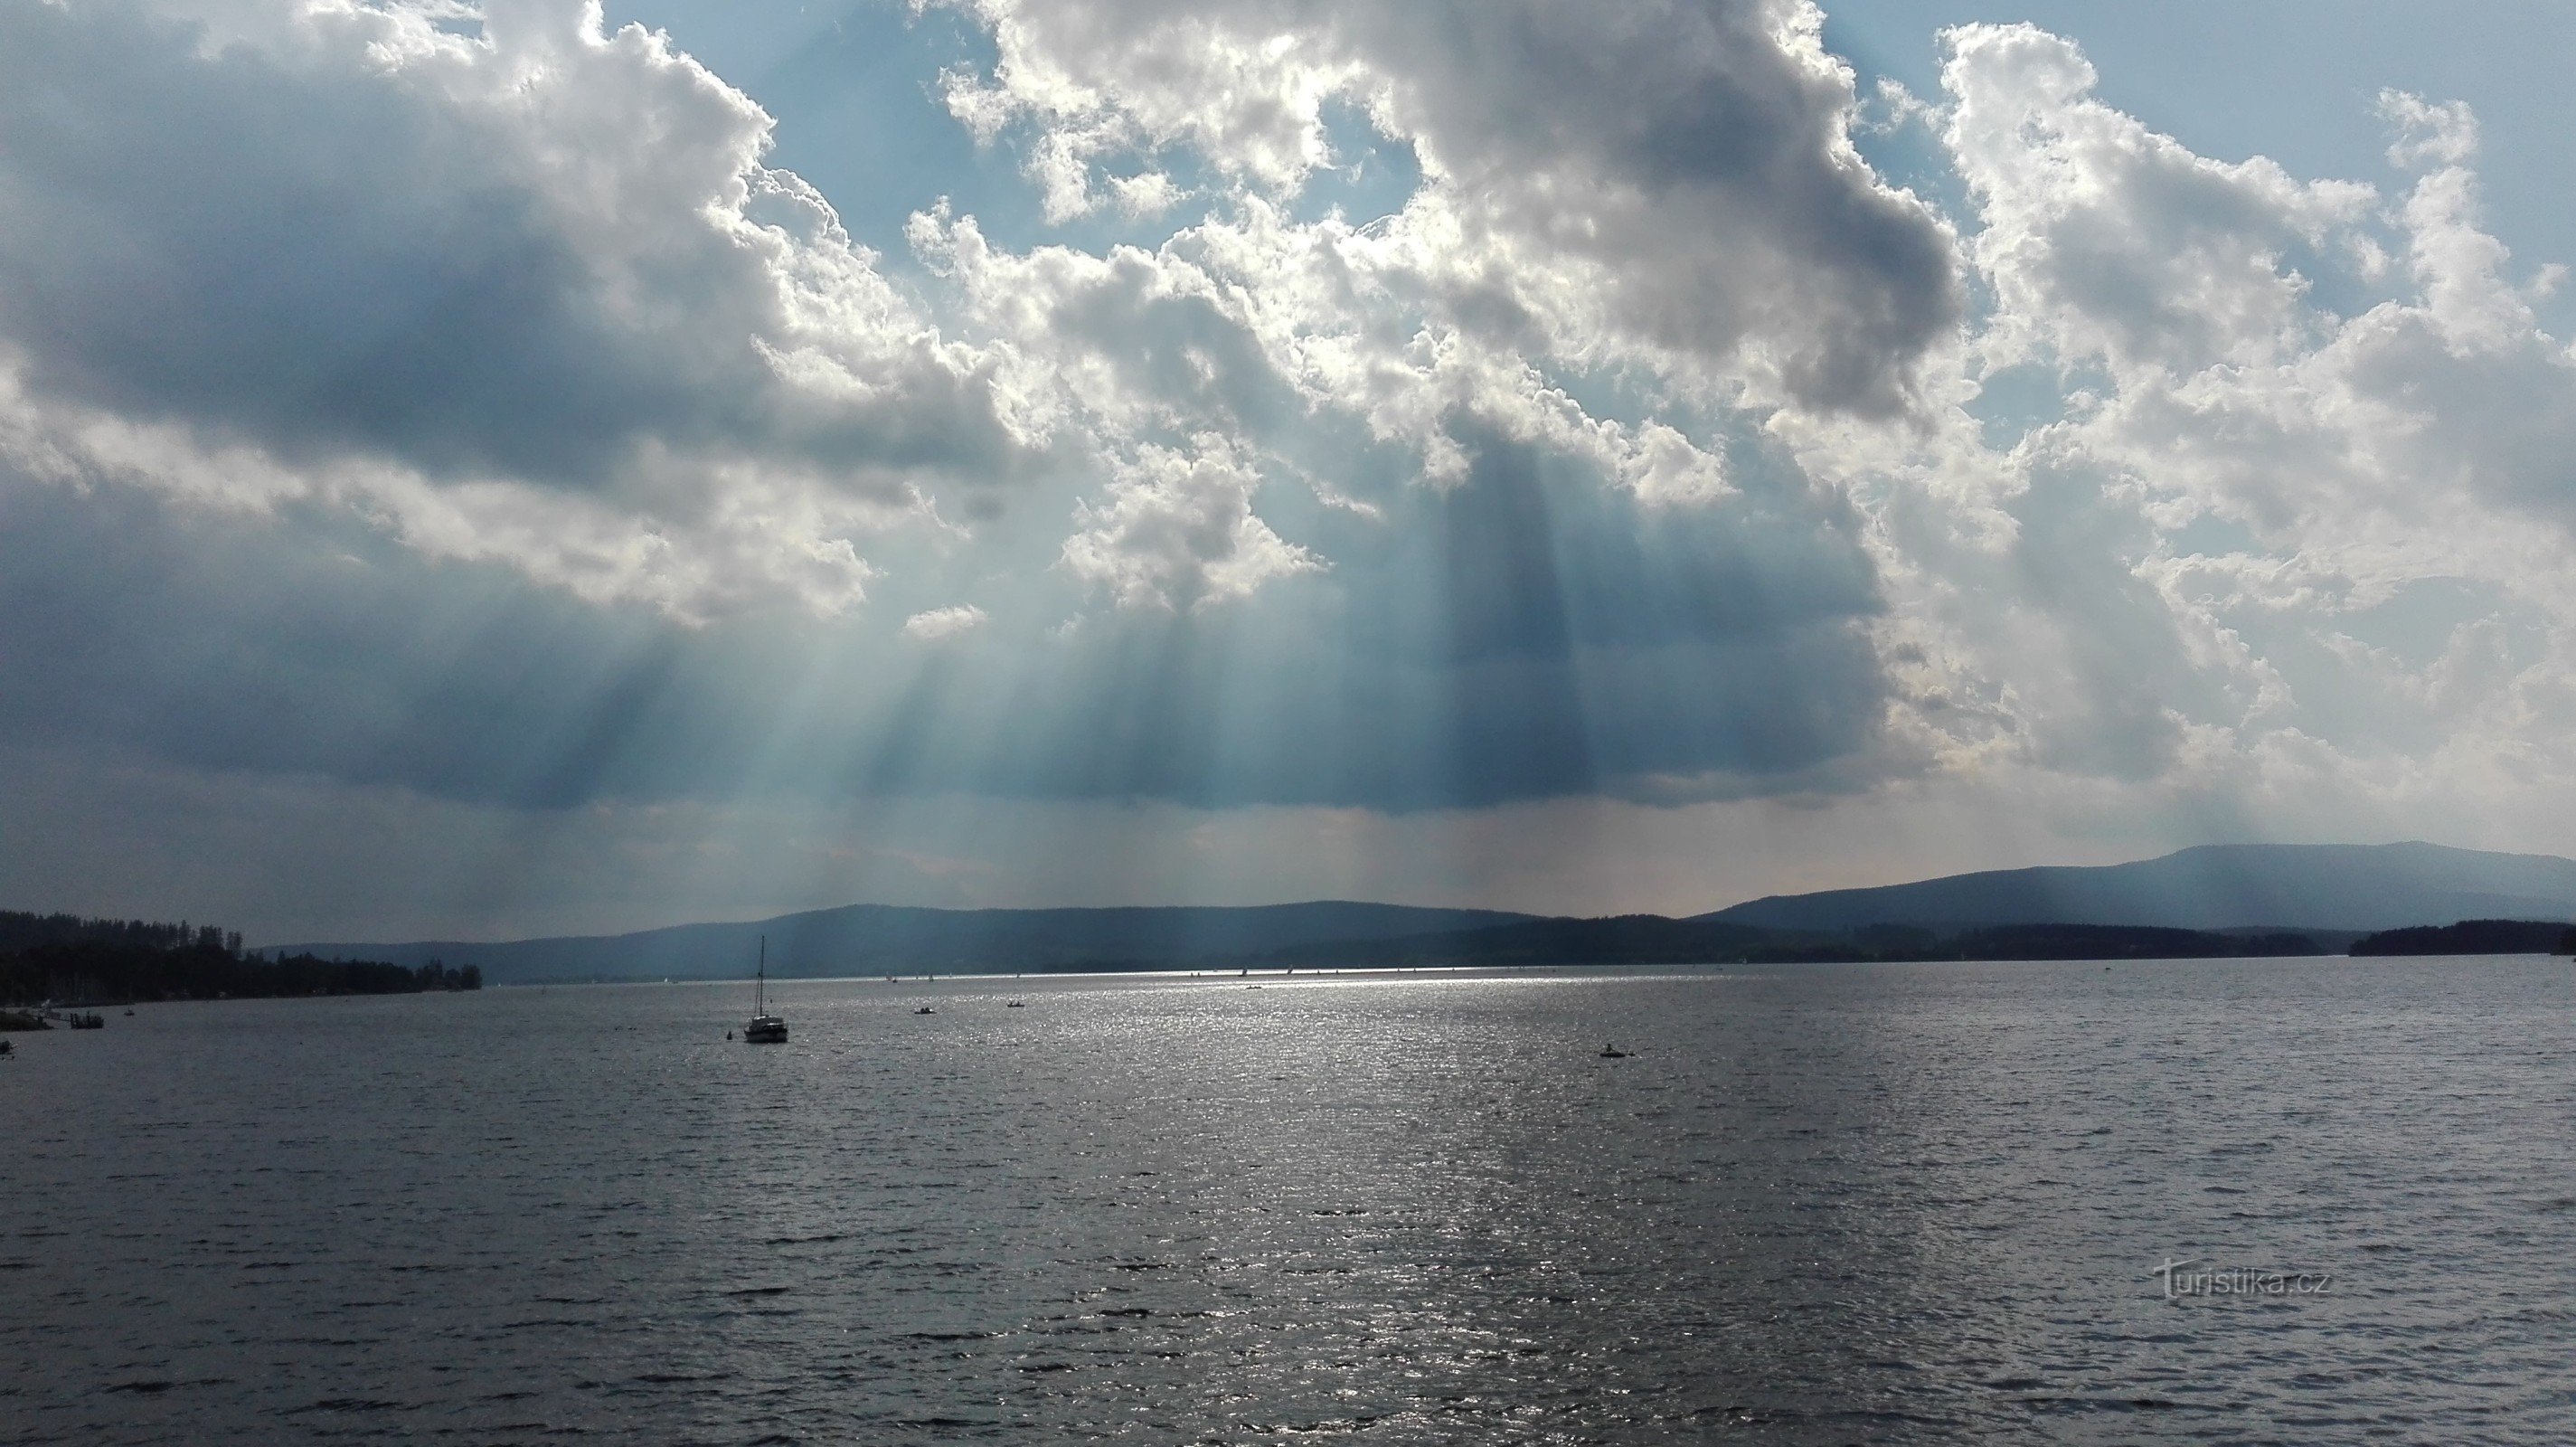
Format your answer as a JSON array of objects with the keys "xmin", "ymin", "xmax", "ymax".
[{"xmin": 5, "ymin": 958, "xmax": 2572, "ymax": 1443}]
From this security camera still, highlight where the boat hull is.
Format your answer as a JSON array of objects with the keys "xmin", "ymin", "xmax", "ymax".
[{"xmin": 743, "ymin": 1016, "xmax": 788, "ymax": 1044}]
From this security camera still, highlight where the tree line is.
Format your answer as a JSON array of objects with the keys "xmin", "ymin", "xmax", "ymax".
[
  {"xmin": 2349, "ymin": 919, "xmax": 2576, "ymax": 956},
  {"xmin": 0, "ymin": 910, "xmax": 480, "ymax": 1004}
]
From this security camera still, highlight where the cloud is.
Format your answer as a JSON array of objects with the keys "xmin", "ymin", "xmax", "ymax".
[
  {"xmin": 2379, "ymin": 90, "xmax": 2479, "ymax": 170},
  {"xmin": 1768, "ymin": 24, "xmax": 2576, "ymax": 826},
  {"xmin": 1060, "ymin": 437, "xmax": 1323, "ymax": 610},
  {"xmin": 1941, "ymin": 23, "xmax": 2375, "ymax": 375},
  {"xmin": 903, "ymin": 603, "xmax": 989, "ymax": 639},
  {"xmin": 0, "ymin": 0, "xmax": 1029, "ymax": 619},
  {"xmin": 935, "ymin": 0, "xmax": 1962, "ymax": 416},
  {"xmin": 7, "ymin": 0, "xmax": 2576, "ymax": 887},
  {"xmin": 3, "ymin": 0, "xmax": 1935, "ymax": 637}
]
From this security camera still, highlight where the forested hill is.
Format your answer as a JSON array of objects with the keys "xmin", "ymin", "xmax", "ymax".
[
  {"xmin": 280, "ymin": 900, "xmax": 1542, "ymax": 984},
  {"xmin": 0, "ymin": 911, "xmax": 477, "ymax": 1005},
  {"xmin": 1700, "ymin": 842, "xmax": 2576, "ymax": 933}
]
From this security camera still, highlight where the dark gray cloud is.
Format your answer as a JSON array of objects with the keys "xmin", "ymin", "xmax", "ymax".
[
  {"xmin": 1357, "ymin": 0, "xmax": 1962, "ymax": 413},
  {"xmin": 0, "ymin": 415, "xmax": 1888, "ymax": 816},
  {"xmin": 0, "ymin": 472, "xmax": 687, "ymax": 807},
  {"xmin": 852, "ymin": 430, "xmax": 1891, "ymax": 809}
]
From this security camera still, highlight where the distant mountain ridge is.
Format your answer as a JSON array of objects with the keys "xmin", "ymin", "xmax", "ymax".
[
  {"xmin": 1697, "ymin": 842, "xmax": 2576, "ymax": 934},
  {"xmin": 280, "ymin": 900, "xmax": 1541, "ymax": 984},
  {"xmin": 274, "ymin": 841, "xmax": 2576, "ymax": 979}
]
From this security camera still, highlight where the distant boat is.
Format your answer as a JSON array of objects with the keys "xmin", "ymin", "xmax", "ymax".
[
  {"xmin": 742, "ymin": 936, "xmax": 787, "ymax": 1045},
  {"xmin": 1599, "ymin": 1044, "xmax": 1628, "ymax": 1059},
  {"xmin": 913, "ymin": 1006, "xmax": 936, "ymax": 1015},
  {"xmin": 1005, "ymin": 1000, "xmax": 1024, "ymax": 1008}
]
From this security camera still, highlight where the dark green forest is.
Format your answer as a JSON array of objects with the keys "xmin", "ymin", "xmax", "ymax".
[
  {"xmin": 2349, "ymin": 919, "xmax": 2576, "ymax": 956},
  {"xmin": 0, "ymin": 911, "xmax": 479, "ymax": 1005}
]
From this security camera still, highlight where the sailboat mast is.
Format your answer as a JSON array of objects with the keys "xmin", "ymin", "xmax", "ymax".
[{"xmin": 756, "ymin": 934, "xmax": 767, "ymax": 1016}]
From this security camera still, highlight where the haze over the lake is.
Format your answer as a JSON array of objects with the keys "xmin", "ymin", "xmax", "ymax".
[{"xmin": 5, "ymin": 0, "xmax": 2575, "ymax": 941}]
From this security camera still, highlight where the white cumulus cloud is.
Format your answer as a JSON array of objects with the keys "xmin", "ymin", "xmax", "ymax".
[
  {"xmin": 903, "ymin": 604, "xmax": 990, "ymax": 640},
  {"xmin": 1769, "ymin": 22, "xmax": 2576, "ymax": 828}
]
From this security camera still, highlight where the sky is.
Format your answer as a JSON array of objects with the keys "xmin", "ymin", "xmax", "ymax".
[{"xmin": 4, "ymin": 0, "xmax": 2575, "ymax": 943}]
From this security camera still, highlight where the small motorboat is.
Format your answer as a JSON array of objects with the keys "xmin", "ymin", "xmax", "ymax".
[
  {"xmin": 1599, "ymin": 1044, "xmax": 1629, "ymax": 1059},
  {"xmin": 913, "ymin": 1006, "xmax": 936, "ymax": 1015},
  {"xmin": 1005, "ymin": 1000, "xmax": 1025, "ymax": 1008}
]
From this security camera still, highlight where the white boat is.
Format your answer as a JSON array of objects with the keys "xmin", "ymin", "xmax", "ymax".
[{"xmin": 743, "ymin": 936, "xmax": 787, "ymax": 1044}]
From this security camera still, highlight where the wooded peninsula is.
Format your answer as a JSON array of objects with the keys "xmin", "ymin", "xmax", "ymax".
[{"xmin": 0, "ymin": 911, "xmax": 479, "ymax": 1008}]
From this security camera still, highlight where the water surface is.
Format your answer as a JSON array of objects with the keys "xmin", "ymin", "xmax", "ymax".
[{"xmin": 5, "ymin": 958, "xmax": 2571, "ymax": 1442}]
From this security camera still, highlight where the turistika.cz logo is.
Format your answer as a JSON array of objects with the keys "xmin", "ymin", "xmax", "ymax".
[{"xmin": 2152, "ymin": 1257, "xmax": 2332, "ymax": 1300}]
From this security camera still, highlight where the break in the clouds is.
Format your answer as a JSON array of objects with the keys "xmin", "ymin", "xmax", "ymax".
[{"xmin": 2, "ymin": 0, "xmax": 2573, "ymax": 934}]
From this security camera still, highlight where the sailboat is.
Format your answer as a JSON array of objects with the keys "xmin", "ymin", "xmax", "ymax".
[{"xmin": 743, "ymin": 935, "xmax": 788, "ymax": 1044}]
